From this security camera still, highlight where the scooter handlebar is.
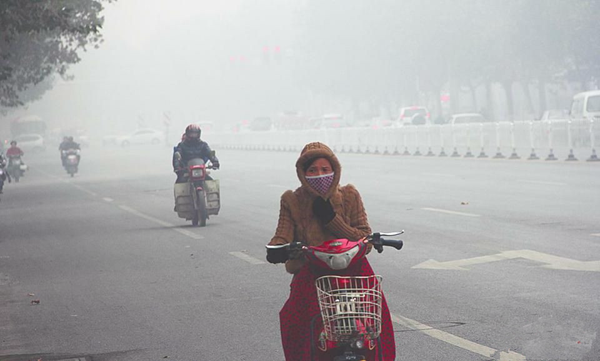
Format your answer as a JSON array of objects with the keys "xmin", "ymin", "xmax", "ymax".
[
  {"xmin": 380, "ymin": 239, "xmax": 403, "ymax": 250},
  {"xmin": 265, "ymin": 231, "xmax": 405, "ymax": 264}
]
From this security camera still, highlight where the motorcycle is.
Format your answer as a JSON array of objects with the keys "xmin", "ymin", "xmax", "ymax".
[
  {"xmin": 174, "ymin": 155, "xmax": 220, "ymax": 227},
  {"xmin": 62, "ymin": 149, "xmax": 80, "ymax": 177},
  {"xmin": 7, "ymin": 155, "xmax": 26, "ymax": 183},
  {"xmin": 266, "ymin": 232, "xmax": 404, "ymax": 361}
]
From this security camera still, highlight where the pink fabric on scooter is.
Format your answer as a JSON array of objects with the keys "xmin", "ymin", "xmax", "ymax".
[{"xmin": 279, "ymin": 258, "xmax": 396, "ymax": 361}]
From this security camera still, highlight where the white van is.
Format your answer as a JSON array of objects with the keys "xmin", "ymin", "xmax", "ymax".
[{"xmin": 570, "ymin": 90, "xmax": 600, "ymax": 120}]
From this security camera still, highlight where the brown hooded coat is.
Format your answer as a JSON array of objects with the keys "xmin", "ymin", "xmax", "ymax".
[{"xmin": 269, "ymin": 142, "xmax": 372, "ymax": 274}]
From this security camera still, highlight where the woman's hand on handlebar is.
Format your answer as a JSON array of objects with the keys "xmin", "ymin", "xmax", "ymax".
[
  {"xmin": 266, "ymin": 242, "xmax": 304, "ymax": 264},
  {"xmin": 266, "ymin": 246, "xmax": 288, "ymax": 264}
]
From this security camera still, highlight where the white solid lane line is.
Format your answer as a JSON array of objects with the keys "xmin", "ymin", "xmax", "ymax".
[
  {"xmin": 118, "ymin": 205, "xmax": 204, "ymax": 240},
  {"xmin": 422, "ymin": 207, "xmax": 481, "ymax": 217},
  {"xmin": 591, "ymin": 233, "xmax": 600, "ymax": 237},
  {"xmin": 517, "ymin": 180, "xmax": 567, "ymax": 186},
  {"xmin": 391, "ymin": 313, "xmax": 527, "ymax": 361},
  {"xmin": 229, "ymin": 251, "xmax": 266, "ymax": 265}
]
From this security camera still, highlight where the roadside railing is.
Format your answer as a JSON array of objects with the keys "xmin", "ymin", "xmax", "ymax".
[{"xmin": 211, "ymin": 119, "xmax": 600, "ymax": 162}]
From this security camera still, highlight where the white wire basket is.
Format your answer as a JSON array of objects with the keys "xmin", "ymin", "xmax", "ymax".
[{"xmin": 315, "ymin": 275, "xmax": 383, "ymax": 342}]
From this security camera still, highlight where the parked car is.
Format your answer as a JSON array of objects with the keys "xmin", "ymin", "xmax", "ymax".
[
  {"xmin": 570, "ymin": 90, "xmax": 600, "ymax": 121},
  {"xmin": 311, "ymin": 114, "xmax": 346, "ymax": 129},
  {"xmin": 13, "ymin": 133, "xmax": 45, "ymax": 153},
  {"xmin": 275, "ymin": 111, "xmax": 309, "ymax": 130},
  {"xmin": 76, "ymin": 135, "xmax": 91, "ymax": 147},
  {"xmin": 196, "ymin": 122, "xmax": 214, "ymax": 133},
  {"xmin": 249, "ymin": 117, "xmax": 273, "ymax": 131},
  {"xmin": 102, "ymin": 134, "xmax": 120, "ymax": 146},
  {"xmin": 539, "ymin": 109, "xmax": 568, "ymax": 122},
  {"xmin": 369, "ymin": 117, "xmax": 394, "ymax": 129},
  {"xmin": 447, "ymin": 113, "xmax": 488, "ymax": 125},
  {"xmin": 396, "ymin": 106, "xmax": 431, "ymax": 126},
  {"xmin": 116, "ymin": 129, "xmax": 164, "ymax": 147}
]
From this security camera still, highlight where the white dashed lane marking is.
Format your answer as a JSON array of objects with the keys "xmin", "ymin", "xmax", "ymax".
[
  {"xmin": 229, "ymin": 251, "xmax": 266, "ymax": 265},
  {"xmin": 422, "ymin": 207, "xmax": 480, "ymax": 218},
  {"xmin": 118, "ymin": 205, "xmax": 204, "ymax": 240},
  {"xmin": 72, "ymin": 185, "xmax": 98, "ymax": 197},
  {"xmin": 422, "ymin": 173, "xmax": 456, "ymax": 178},
  {"xmin": 517, "ymin": 180, "xmax": 567, "ymax": 186}
]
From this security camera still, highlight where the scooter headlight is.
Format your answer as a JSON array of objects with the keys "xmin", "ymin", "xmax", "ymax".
[
  {"xmin": 313, "ymin": 246, "xmax": 360, "ymax": 270},
  {"xmin": 354, "ymin": 339, "xmax": 365, "ymax": 349}
]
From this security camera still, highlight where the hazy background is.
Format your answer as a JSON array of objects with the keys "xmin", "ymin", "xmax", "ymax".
[{"xmin": 1, "ymin": 0, "xmax": 599, "ymax": 136}]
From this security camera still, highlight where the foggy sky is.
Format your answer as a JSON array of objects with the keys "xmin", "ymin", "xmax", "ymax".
[{"xmin": 14, "ymin": 0, "xmax": 299, "ymax": 134}]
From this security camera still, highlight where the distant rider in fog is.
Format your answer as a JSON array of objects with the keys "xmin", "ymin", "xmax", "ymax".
[
  {"xmin": 59, "ymin": 136, "xmax": 80, "ymax": 166},
  {"xmin": 0, "ymin": 153, "xmax": 7, "ymax": 193},
  {"xmin": 172, "ymin": 124, "xmax": 219, "ymax": 183},
  {"xmin": 5, "ymin": 140, "xmax": 25, "ymax": 175},
  {"xmin": 6, "ymin": 140, "xmax": 24, "ymax": 158}
]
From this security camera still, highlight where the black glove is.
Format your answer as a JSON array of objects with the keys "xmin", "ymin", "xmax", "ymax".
[
  {"xmin": 266, "ymin": 246, "xmax": 289, "ymax": 264},
  {"xmin": 312, "ymin": 197, "xmax": 336, "ymax": 224},
  {"xmin": 211, "ymin": 160, "xmax": 220, "ymax": 169},
  {"xmin": 288, "ymin": 242, "xmax": 304, "ymax": 260}
]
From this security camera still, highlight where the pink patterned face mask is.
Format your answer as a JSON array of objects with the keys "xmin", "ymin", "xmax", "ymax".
[{"xmin": 305, "ymin": 173, "xmax": 335, "ymax": 195}]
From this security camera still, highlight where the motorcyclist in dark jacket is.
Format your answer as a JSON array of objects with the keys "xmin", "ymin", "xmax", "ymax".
[
  {"xmin": 173, "ymin": 124, "xmax": 219, "ymax": 183},
  {"xmin": 59, "ymin": 136, "xmax": 81, "ymax": 166}
]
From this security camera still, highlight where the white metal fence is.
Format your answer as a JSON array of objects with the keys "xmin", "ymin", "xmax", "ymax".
[{"xmin": 210, "ymin": 119, "xmax": 600, "ymax": 162}]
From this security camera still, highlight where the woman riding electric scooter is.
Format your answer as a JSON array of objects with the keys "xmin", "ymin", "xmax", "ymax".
[{"xmin": 266, "ymin": 142, "xmax": 396, "ymax": 361}]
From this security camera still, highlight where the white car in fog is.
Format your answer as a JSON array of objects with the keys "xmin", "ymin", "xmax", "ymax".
[
  {"xmin": 13, "ymin": 133, "xmax": 46, "ymax": 153},
  {"xmin": 571, "ymin": 90, "xmax": 600, "ymax": 121},
  {"xmin": 540, "ymin": 109, "xmax": 569, "ymax": 122},
  {"xmin": 115, "ymin": 129, "xmax": 164, "ymax": 147},
  {"xmin": 397, "ymin": 106, "xmax": 430, "ymax": 126},
  {"xmin": 447, "ymin": 113, "xmax": 488, "ymax": 125}
]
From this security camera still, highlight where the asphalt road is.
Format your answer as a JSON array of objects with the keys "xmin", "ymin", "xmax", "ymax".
[{"xmin": 1, "ymin": 144, "xmax": 599, "ymax": 361}]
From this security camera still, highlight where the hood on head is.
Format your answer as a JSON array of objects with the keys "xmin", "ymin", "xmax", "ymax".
[{"xmin": 296, "ymin": 142, "xmax": 341, "ymax": 199}]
